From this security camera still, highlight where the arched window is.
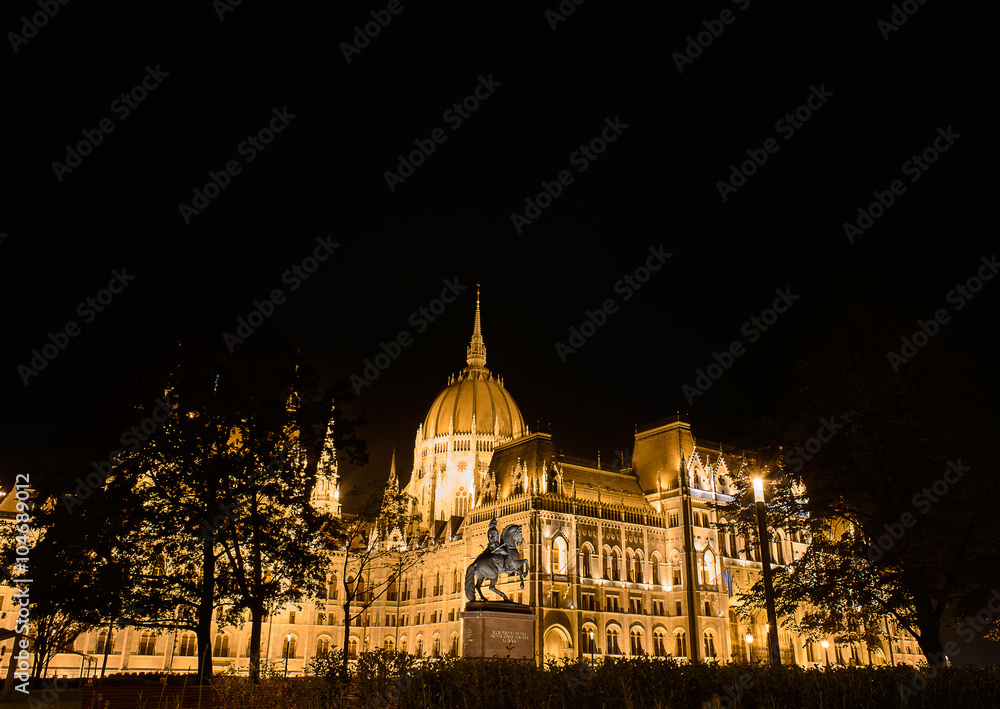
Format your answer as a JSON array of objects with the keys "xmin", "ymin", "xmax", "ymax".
[
  {"xmin": 653, "ymin": 629, "xmax": 667, "ymax": 657},
  {"xmin": 432, "ymin": 635, "xmax": 441, "ymax": 657},
  {"xmin": 582, "ymin": 545, "xmax": 593, "ymax": 578},
  {"xmin": 730, "ymin": 532, "xmax": 740, "ymax": 559},
  {"xmin": 416, "ymin": 636, "xmax": 423, "ymax": 656},
  {"xmin": 179, "ymin": 630, "xmax": 198, "ymax": 657},
  {"xmin": 453, "ymin": 566, "xmax": 460, "ymax": 593},
  {"xmin": 775, "ymin": 532, "xmax": 786, "ymax": 565},
  {"xmin": 703, "ymin": 630, "xmax": 717, "ymax": 658},
  {"xmin": 611, "ymin": 548, "xmax": 621, "ymax": 581},
  {"xmin": 634, "ymin": 550, "xmax": 645, "ymax": 583},
  {"xmin": 729, "ymin": 610, "xmax": 746, "ymax": 662},
  {"xmin": 625, "ymin": 549, "xmax": 635, "ymax": 582},
  {"xmin": 348, "ymin": 637, "xmax": 358, "ymax": 659},
  {"xmin": 213, "ymin": 633, "xmax": 230, "ymax": 658},
  {"xmin": 96, "ymin": 630, "xmax": 114, "ymax": 655},
  {"xmin": 700, "ymin": 550, "xmax": 715, "ymax": 585},
  {"xmin": 651, "ymin": 553, "xmax": 661, "ymax": 586},
  {"xmin": 551, "ymin": 536, "xmax": 568, "ymax": 574},
  {"xmin": 316, "ymin": 637, "xmax": 331, "ymax": 657},
  {"xmin": 400, "ymin": 637, "xmax": 408, "ymax": 653},
  {"xmin": 630, "ymin": 628, "xmax": 644, "ymax": 655},
  {"xmin": 138, "ymin": 632, "xmax": 156, "ymax": 656},
  {"xmin": 454, "ymin": 487, "xmax": 470, "ymax": 518},
  {"xmin": 282, "ymin": 635, "xmax": 297, "ymax": 659},
  {"xmin": 582, "ymin": 624, "xmax": 598, "ymax": 654},
  {"xmin": 673, "ymin": 629, "xmax": 687, "ymax": 658},
  {"xmin": 450, "ymin": 634, "xmax": 459, "ymax": 656},
  {"xmin": 329, "ymin": 573, "xmax": 339, "ymax": 600},
  {"xmin": 435, "ymin": 570, "xmax": 441, "ymax": 596},
  {"xmin": 606, "ymin": 627, "xmax": 621, "ymax": 655}
]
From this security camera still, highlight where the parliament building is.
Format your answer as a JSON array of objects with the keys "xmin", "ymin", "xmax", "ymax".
[{"xmin": 1, "ymin": 294, "xmax": 926, "ymax": 676}]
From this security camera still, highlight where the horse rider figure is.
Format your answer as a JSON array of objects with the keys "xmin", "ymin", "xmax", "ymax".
[{"xmin": 486, "ymin": 518, "xmax": 509, "ymax": 571}]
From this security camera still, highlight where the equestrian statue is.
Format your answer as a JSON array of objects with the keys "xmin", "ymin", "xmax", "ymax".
[{"xmin": 465, "ymin": 518, "xmax": 529, "ymax": 603}]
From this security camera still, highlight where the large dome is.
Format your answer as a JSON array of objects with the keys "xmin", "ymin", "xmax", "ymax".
[
  {"xmin": 423, "ymin": 367, "xmax": 524, "ymax": 438},
  {"xmin": 421, "ymin": 287, "xmax": 525, "ymax": 440}
]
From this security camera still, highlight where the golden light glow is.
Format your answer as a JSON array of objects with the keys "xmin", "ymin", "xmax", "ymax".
[
  {"xmin": 752, "ymin": 477, "xmax": 764, "ymax": 502},
  {"xmin": 821, "ymin": 640, "xmax": 829, "ymax": 648},
  {"xmin": 745, "ymin": 633, "xmax": 753, "ymax": 644}
]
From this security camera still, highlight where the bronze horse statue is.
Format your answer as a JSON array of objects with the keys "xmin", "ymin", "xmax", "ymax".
[{"xmin": 465, "ymin": 524, "xmax": 528, "ymax": 602}]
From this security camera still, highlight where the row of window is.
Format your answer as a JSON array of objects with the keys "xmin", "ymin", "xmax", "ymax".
[{"xmin": 581, "ymin": 626, "xmax": 716, "ymax": 659}]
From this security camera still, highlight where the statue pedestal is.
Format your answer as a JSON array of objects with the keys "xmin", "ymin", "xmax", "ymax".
[{"xmin": 461, "ymin": 602, "xmax": 536, "ymax": 661}]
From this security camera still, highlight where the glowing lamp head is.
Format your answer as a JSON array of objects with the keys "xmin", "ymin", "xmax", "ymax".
[
  {"xmin": 745, "ymin": 633, "xmax": 754, "ymax": 644},
  {"xmin": 821, "ymin": 640, "xmax": 829, "ymax": 648},
  {"xmin": 752, "ymin": 478, "xmax": 764, "ymax": 503}
]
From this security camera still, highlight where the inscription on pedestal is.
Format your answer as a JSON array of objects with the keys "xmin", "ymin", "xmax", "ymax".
[{"xmin": 461, "ymin": 607, "xmax": 536, "ymax": 661}]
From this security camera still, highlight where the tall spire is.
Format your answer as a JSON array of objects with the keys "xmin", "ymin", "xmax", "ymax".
[
  {"xmin": 465, "ymin": 283, "xmax": 487, "ymax": 368},
  {"xmin": 388, "ymin": 448, "xmax": 398, "ymax": 492}
]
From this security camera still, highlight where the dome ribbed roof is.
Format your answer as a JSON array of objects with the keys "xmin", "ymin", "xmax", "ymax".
[{"xmin": 421, "ymin": 286, "xmax": 524, "ymax": 440}]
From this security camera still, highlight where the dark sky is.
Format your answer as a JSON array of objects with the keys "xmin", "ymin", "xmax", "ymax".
[{"xmin": 1, "ymin": 2, "xmax": 989, "ymax": 493}]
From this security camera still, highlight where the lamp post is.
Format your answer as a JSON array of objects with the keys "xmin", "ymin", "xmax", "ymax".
[
  {"xmin": 753, "ymin": 478, "xmax": 781, "ymax": 667},
  {"xmin": 821, "ymin": 639, "xmax": 830, "ymax": 669},
  {"xmin": 745, "ymin": 633, "xmax": 753, "ymax": 663},
  {"xmin": 283, "ymin": 634, "xmax": 292, "ymax": 678},
  {"xmin": 589, "ymin": 629, "xmax": 595, "ymax": 664}
]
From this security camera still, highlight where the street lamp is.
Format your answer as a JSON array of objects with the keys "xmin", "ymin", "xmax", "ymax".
[
  {"xmin": 821, "ymin": 639, "xmax": 830, "ymax": 669},
  {"xmin": 745, "ymin": 633, "xmax": 753, "ymax": 663},
  {"xmin": 284, "ymin": 634, "xmax": 292, "ymax": 678},
  {"xmin": 588, "ymin": 629, "xmax": 595, "ymax": 664},
  {"xmin": 753, "ymin": 477, "xmax": 781, "ymax": 667}
]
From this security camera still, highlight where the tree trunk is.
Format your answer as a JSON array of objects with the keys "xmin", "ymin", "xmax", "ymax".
[
  {"xmin": 342, "ymin": 596, "xmax": 351, "ymax": 678},
  {"xmin": 196, "ymin": 535, "xmax": 217, "ymax": 685},
  {"xmin": 248, "ymin": 605, "xmax": 263, "ymax": 683},
  {"xmin": 98, "ymin": 616, "xmax": 114, "ymax": 684}
]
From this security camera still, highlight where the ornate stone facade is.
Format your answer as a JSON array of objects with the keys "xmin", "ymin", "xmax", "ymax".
[{"xmin": 2, "ymin": 292, "xmax": 926, "ymax": 677}]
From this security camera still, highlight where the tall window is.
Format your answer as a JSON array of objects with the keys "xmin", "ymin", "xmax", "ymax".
[
  {"xmin": 453, "ymin": 567, "xmax": 460, "ymax": 593},
  {"xmin": 213, "ymin": 633, "xmax": 230, "ymax": 658},
  {"xmin": 282, "ymin": 636, "xmax": 297, "ymax": 659},
  {"xmin": 179, "ymin": 633, "xmax": 196, "ymax": 657},
  {"xmin": 432, "ymin": 636, "xmax": 441, "ymax": 657},
  {"xmin": 651, "ymin": 555, "xmax": 660, "ymax": 585},
  {"xmin": 454, "ymin": 487, "xmax": 470, "ymax": 518},
  {"xmin": 630, "ymin": 629, "xmax": 643, "ymax": 655},
  {"xmin": 416, "ymin": 637, "xmax": 423, "ymax": 656},
  {"xmin": 551, "ymin": 536, "xmax": 567, "ymax": 574},
  {"xmin": 634, "ymin": 551, "xmax": 644, "ymax": 583},
  {"xmin": 583, "ymin": 546, "xmax": 592, "ymax": 578},
  {"xmin": 349, "ymin": 637, "xmax": 358, "ymax": 659},
  {"xmin": 330, "ymin": 574, "xmax": 339, "ymax": 600},
  {"xmin": 703, "ymin": 631, "xmax": 717, "ymax": 658},
  {"xmin": 383, "ymin": 638, "xmax": 394, "ymax": 652},
  {"xmin": 316, "ymin": 637, "xmax": 330, "ymax": 658},
  {"xmin": 96, "ymin": 631, "xmax": 114, "ymax": 655},
  {"xmin": 674, "ymin": 630, "xmax": 687, "ymax": 658},
  {"xmin": 653, "ymin": 630, "xmax": 667, "ymax": 657},
  {"xmin": 606, "ymin": 627, "xmax": 621, "ymax": 655},
  {"xmin": 583, "ymin": 626, "xmax": 597, "ymax": 654},
  {"xmin": 138, "ymin": 632, "xmax": 156, "ymax": 656},
  {"xmin": 611, "ymin": 548, "xmax": 621, "ymax": 581},
  {"xmin": 451, "ymin": 635, "xmax": 459, "ymax": 656}
]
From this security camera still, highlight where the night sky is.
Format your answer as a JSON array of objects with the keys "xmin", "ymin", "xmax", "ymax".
[{"xmin": 1, "ymin": 2, "xmax": 990, "ymax": 494}]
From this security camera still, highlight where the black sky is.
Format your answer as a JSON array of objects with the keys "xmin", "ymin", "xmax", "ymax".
[{"xmin": 1, "ymin": 1, "xmax": 991, "ymax": 492}]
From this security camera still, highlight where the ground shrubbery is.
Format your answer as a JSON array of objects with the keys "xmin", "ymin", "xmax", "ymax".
[{"xmin": 204, "ymin": 653, "xmax": 1000, "ymax": 709}]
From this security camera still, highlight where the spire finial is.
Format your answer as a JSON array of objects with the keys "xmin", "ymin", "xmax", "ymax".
[{"xmin": 466, "ymin": 283, "xmax": 487, "ymax": 368}]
